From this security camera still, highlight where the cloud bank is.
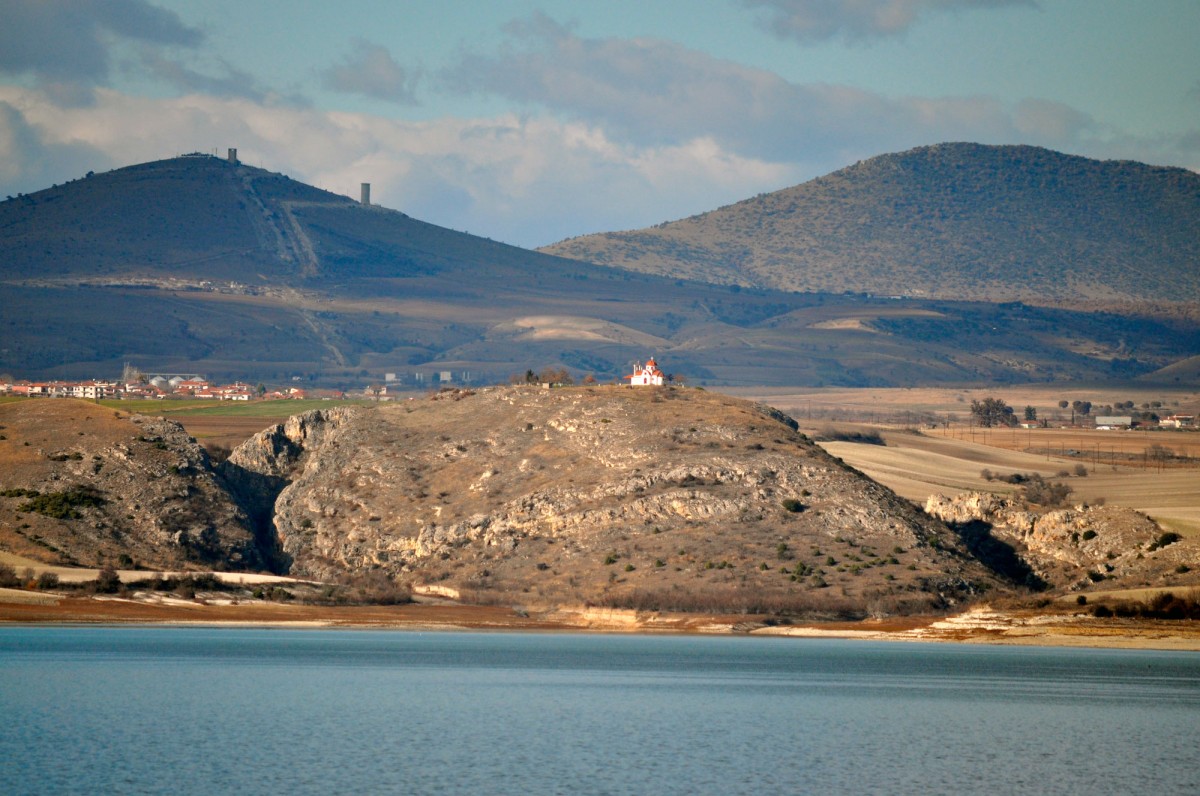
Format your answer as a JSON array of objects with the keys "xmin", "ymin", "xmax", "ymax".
[
  {"xmin": 323, "ymin": 38, "xmax": 419, "ymax": 105},
  {"xmin": 740, "ymin": 0, "xmax": 1037, "ymax": 43}
]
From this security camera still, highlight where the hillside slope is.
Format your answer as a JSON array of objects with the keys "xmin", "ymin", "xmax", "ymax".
[
  {"xmin": 0, "ymin": 400, "xmax": 265, "ymax": 570},
  {"xmin": 541, "ymin": 143, "xmax": 1200, "ymax": 306},
  {"xmin": 3, "ymin": 151, "xmax": 1198, "ymax": 388},
  {"xmin": 222, "ymin": 386, "xmax": 1005, "ymax": 611}
]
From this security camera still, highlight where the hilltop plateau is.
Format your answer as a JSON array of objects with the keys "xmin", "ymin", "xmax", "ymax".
[
  {"xmin": 2, "ymin": 150, "xmax": 1198, "ymax": 388},
  {"xmin": 542, "ymin": 143, "xmax": 1200, "ymax": 307}
]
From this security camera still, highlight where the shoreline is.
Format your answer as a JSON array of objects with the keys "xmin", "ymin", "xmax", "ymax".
[{"xmin": 2, "ymin": 594, "xmax": 1199, "ymax": 650}]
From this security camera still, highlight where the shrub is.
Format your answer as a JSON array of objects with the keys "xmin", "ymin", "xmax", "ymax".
[
  {"xmin": 1020, "ymin": 475, "xmax": 1072, "ymax": 507},
  {"xmin": 94, "ymin": 567, "xmax": 121, "ymax": 594},
  {"xmin": 817, "ymin": 428, "xmax": 884, "ymax": 445},
  {"xmin": 35, "ymin": 572, "xmax": 60, "ymax": 589},
  {"xmin": 1, "ymin": 488, "xmax": 40, "ymax": 498},
  {"xmin": 17, "ymin": 487, "xmax": 107, "ymax": 519},
  {"xmin": 781, "ymin": 499, "xmax": 806, "ymax": 513},
  {"xmin": 1148, "ymin": 532, "xmax": 1182, "ymax": 551},
  {"xmin": 1081, "ymin": 530, "xmax": 1097, "ymax": 541}
]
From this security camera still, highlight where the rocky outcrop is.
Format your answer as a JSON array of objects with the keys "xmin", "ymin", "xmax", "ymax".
[
  {"xmin": 0, "ymin": 400, "xmax": 263, "ymax": 571},
  {"xmin": 218, "ymin": 407, "xmax": 357, "ymax": 570},
  {"xmin": 925, "ymin": 492, "xmax": 1197, "ymax": 591},
  {"xmin": 223, "ymin": 386, "xmax": 1001, "ymax": 608}
]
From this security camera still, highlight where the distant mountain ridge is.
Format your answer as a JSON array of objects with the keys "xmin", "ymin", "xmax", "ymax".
[
  {"xmin": 540, "ymin": 143, "xmax": 1200, "ymax": 306},
  {"xmin": 2, "ymin": 150, "xmax": 1198, "ymax": 388}
]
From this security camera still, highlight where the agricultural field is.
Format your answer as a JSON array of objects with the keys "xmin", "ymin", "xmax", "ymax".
[{"xmin": 738, "ymin": 383, "xmax": 1200, "ymax": 542}]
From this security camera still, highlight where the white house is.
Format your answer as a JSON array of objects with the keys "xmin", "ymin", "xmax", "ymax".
[{"xmin": 628, "ymin": 358, "xmax": 665, "ymax": 386}]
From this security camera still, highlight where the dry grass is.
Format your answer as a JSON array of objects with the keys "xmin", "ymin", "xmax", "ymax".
[
  {"xmin": 734, "ymin": 386, "xmax": 1200, "ymax": 540},
  {"xmin": 803, "ymin": 424, "xmax": 1200, "ymax": 540}
]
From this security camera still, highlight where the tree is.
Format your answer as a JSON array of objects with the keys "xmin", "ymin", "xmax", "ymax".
[
  {"xmin": 537, "ymin": 366, "xmax": 573, "ymax": 386},
  {"xmin": 1058, "ymin": 400, "xmax": 1069, "ymax": 409},
  {"xmin": 1024, "ymin": 406, "xmax": 1037, "ymax": 421},
  {"xmin": 970, "ymin": 397, "xmax": 1016, "ymax": 428}
]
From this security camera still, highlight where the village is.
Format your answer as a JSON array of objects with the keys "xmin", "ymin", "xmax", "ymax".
[
  {"xmin": 0, "ymin": 358, "xmax": 1196, "ymax": 436},
  {"xmin": 0, "ymin": 375, "xmax": 309, "ymax": 402},
  {"xmin": 0, "ymin": 359, "xmax": 655, "ymax": 403}
]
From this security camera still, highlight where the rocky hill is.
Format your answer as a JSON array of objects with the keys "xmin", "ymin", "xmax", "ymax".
[
  {"xmin": 925, "ymin": 492, "xmax": 1197, "ymax": 593},
  {"xmin": 541, "ymin": 143, "xmax": 1200, "ymax": 307},
  {"xmin": 3, "ymin": 392, "xmax": 1195, "ymax": 614},
  {"xmin": 0, "ymin": 400, "xmax": 264, "ymax": 571},
  {"xmin": 220, "ymin": 386, "xmax": 1004, "ymax": 612}
]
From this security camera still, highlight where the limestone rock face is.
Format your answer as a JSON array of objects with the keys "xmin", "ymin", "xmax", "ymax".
[
  {"xmin": 925, "ymin": 492, "xmax": 1196, "ymax": 590},
  {"xmin": 0, "ymin": 400, "xmax": 263, "ymax": 570},
  {"xmin": 225, "ymin": 386, "xmax": 1001, "ymax": 607}
]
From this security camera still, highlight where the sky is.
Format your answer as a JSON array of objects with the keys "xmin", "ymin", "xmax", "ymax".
[{"xmin": 1, "ymin": 0, "xmax": 1198, "ymax": 248}]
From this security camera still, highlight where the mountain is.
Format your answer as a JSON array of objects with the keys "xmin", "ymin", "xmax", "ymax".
[
  {"xmin": 2, "ymin": 150, "xmax": 1198, "ymax": 388},
  {"xmin": 540, "ymin": 143, "xmax": 1200, "ymax": 306}
]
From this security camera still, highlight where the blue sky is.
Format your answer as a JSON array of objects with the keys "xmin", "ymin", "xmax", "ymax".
[{"xmin": 2, "ymin": 0, "xmax": 1198, "ymax": 247}]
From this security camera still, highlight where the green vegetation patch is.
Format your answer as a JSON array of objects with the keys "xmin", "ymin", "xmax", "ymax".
[{"xmin": 17, "ymin": 486, "xmax": 107, "ymax": 519}]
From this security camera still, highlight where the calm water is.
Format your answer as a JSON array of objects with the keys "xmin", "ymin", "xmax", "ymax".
[{"xmin": 1, "ymin": 628, "xmax": 1198, "ymax": 795}]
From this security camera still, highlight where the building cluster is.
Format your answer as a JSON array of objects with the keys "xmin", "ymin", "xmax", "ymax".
[
  {"xmin": 1, "ymin": 376, "xmax": 308, "ymax": 402},
  {"xmin": 1092, "ymin": 414, "xmax": 1195, "ymax": 430}
]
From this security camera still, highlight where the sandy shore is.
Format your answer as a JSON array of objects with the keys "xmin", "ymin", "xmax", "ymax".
[{"xmin": 2, "ymin": 592, "xmax": 1198, "ymax": 650}]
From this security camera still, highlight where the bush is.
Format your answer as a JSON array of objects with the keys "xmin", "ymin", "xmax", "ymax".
[
  {"xmin": 1094, "ymin": 592, "xmax": 1200, "ymax": 620},
  {"xmin": 817, "ymin": 428, "xmax": 884, "ymax": 445},
  {"xmin": 17, "ymin": 487, "xmax": 107, "ymax": 519},
  {"xmin": 35, "ymin": 572, "xmax": 59, "ymax": 590},
  {"xmin": 1020, "ymin": 475, "xmax": 1073, "ymax": 507},
  {"xmin": 781, "ymin": 499, "xmax": 806, "ymax": 513},
  {"xmin": 1148, "ymin": 531, "xmax": 1182, "ymax": 551},
  {"xmin": 0, "ymin": 563, "xmax": 17, "ymax": 587},
  {"xmin": 94, "ymin": 567, "xmax": 121, "ymax": 594},
  {"xmin": 1081, "ymin": 529, "xmax": 1097, "ymax": 541}
]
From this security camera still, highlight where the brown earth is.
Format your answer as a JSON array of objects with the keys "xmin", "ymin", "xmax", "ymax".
[{"xmin": 2, "ymin": 593, "xmax": 1197, "ymax": 651}]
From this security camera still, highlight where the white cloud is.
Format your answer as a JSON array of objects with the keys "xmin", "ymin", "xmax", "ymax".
[
  {"xmin": 740, "ymin": 0, "xmax": 1037, "ymax": 44},
  {"xmin": 323, "ymin": 38, "xmax": 419, "ymax": 105},
  {"xmin": 438, "ymin": 13, "xmax": 1094, "ymax": 167},
  {"xmin": 0, "ymin": 100, "xmax": 112, "ymax": 192}
]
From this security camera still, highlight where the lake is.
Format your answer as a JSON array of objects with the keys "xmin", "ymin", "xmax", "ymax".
[{"xmin": 1, "ymin": 627, "xmax": 1197, "ymax": 794}]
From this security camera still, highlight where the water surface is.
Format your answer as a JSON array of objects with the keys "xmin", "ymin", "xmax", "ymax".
[{"xmin": 2, "ymin": 627, "xmax": 1197, "ymax": 794}]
